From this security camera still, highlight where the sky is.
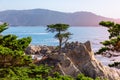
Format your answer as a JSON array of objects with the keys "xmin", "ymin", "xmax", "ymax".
[{"xmin": 0, "ymin": 0, "xmax": 120, "ymax": 18}]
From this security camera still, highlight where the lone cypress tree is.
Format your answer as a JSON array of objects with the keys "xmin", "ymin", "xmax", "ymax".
[{"xmin": 47, "ymin": 23, "xmax": 72, "ymax": 53}]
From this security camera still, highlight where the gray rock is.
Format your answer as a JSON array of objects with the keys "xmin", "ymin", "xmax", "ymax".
[
  {"xmin": 49, "ymin": 53, "xmax": 81, "ymax": 77},
  {"xmin": 25, "ymin": 45, "xmax": 55, "ymax": 55},
  {"xmin": 65, "ymin": 41, "xmax": 120, "ymax": 80},
  {"xmin": 49, "ymin": 41, "xmax": 120, "ymax": 79},
  {"xmin": 26, "ymin": 41, "xmax": 120, "ymax": 80},
  {"xmin": 40, "ymin": 46, "xmax": 51, "ymax": 54},
  {"xmin": 25, "ymin": 45, "xmax": 41, "ymax": 54}
]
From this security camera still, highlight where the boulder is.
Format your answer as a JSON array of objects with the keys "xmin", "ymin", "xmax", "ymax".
[
  {"xmin": 40, "ymin": 46, "xmax": 51, "ymax": 54},
  {"xmin": 25, "ymin": 45, "xmax": 41, "ymax": 54},
  {"xmin": 25, "ymin": 45, "xmax": 55, "ymax": 55}
]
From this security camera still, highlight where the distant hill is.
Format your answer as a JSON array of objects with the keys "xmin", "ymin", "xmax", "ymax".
[{"xmin": 0, "ymin": 9, "xmax": 119, "ymax": 26}]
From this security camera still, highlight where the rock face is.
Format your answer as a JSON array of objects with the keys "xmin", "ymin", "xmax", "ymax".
[
  {"xmin": 48, "ymin": 53, "xmax": 81, "ymax": 77},
  {"xmin": 63, "ymin": 41, "xmax": 120, "ymax": 80},
  {"xmin": 25, "ymin": 41, "xmax": 120, "ymax": 80}
]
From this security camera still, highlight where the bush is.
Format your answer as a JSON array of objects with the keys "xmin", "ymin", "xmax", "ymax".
[{"xmin": 76, "ymin": 74, "xmax": 93, "ymax": 80}]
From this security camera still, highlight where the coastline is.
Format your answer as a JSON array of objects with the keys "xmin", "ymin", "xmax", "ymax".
[
  {"xmin": 25, "ymin": 41, "xmax": 120, "ymax": 80},
  {"xmin": 27, "ymin": 44, "xmax": 120, "ymax": 67}
]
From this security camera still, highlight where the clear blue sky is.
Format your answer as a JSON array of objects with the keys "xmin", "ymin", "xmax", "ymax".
[{"xmin": 0, "ymin": 0, "xmax": 120, "ymax": 18}]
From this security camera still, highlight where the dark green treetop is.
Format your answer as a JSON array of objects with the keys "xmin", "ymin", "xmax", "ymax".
[
  {"xmin": 99, "ymin": 21, "xmax": 120, "ymax": 38},
  {"xmin": 47, "ymin": 24, "xmax": 69, "ymax": 32},
  {"xmin": 97, "ymin": 21, "xmax": 120, "ymax": 54}
]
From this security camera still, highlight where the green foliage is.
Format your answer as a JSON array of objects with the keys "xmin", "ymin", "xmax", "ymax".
[
  {"xmin": 0, "ymin": 36, "xmax": 32, "ymax": 67},
  {"xmin": 46, "ymin": 72, "xmax": 74, "ymax": 80},
  {"xmin": 76, "ymin": 74, "xmax": 93, "ymax": 80},
  {"xmin": 97, "ymin": 36, "xmax": 120, "ymax": 54},
  {"xmin": 97, "ymin": 21, "xmax": 120, "ymax": 54},
  {"xmin": 54, "ymin": 32, "xmax": 72, "ymax": 45},
  {"xmin": 0, "ymin": 23, "xmax": 32, "ymax": 68},
  {"xmin": 0, "ymin": 34, "xmax": 31, "ymax": 51},
  {"xmin": 46, "ymin": 73, "xmax": 101, "ymax": 80},
  {"xmin": 76, "ymin": 74, "xmax": 102, "ymax": 80},
  {"xmin": 99, "ymin": 21, "xmax": 120, "ymax": 38},
  {"xmin": 28, "ymin": 64, "xmax": 51, "ymax": 78},
  {"xmin": 0, "ymin": 66, "xmax": 102, "ymax": 80},
  {"xmin": 96, "ymin": 47, "xmax": 109, "ymax": 54},
  {"xmin": 0, "ymin": 23, "xmax": 8, "ymax": 33},
  {"xmin": 47, "ymin": 24, "xmax": 69, "ymax": 33},
  {"xmin": 108, "ymin": 62, "xmax": 120, "ymax": 67},
  {"xmin": 101, "ymin": 38, "xmax": 117, "ymax": 46},
  {"xmin": 0, "ymin": 45, "xmax": 32, "ymax": 67},
  {"xmin": 99, "ymin": 21, "xmax": 114, "ymax": 28},
  {"xmin": 47, "ymin": 23, "xmax": 72, "ymax": 53},
  {"xmin": 0, "ymin": 64, "xmax": 51, "ymax": 80}
]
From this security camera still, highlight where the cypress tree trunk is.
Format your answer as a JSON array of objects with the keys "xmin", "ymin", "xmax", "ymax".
[
  {"xmin": 58, "ymin": 30, "xmax": 62, "ymax": 54},
  {"xmin": 59, "ymin": 39, "xmax": 62, "ymax": 54}
]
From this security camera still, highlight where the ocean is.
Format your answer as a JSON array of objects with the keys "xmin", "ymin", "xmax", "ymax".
[{"xmin": 2, "ymin": 26, "xmax": 109, "ymax": 52}]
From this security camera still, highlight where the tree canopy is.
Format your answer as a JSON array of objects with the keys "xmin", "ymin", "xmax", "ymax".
[
  {"xmin": 0, "ymin": 23, "xmax": 8, "ymax": 33},
  {"xmin": 47, "ymin": 23, "xmax": 72, "ymax": 53},
  {"xmin": 97, "ymin": 21, "xmax": 120, "ymax": 54},
  {"xmin": 0, "ymin": 23, "xmax": 32, "ymax": 68}
]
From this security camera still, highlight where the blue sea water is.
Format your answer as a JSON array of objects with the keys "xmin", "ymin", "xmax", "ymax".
[{"xmin": 2, "ymin": 26, "xmax": 109, "ymax": 51}]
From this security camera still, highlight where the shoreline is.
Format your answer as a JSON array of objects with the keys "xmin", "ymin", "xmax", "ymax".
[
  {"xmin": 25, "ymin": 41, "xmax": 120, "ymax": 79},
  {"xmin": 27, "ymin": 43, "xmax": 120, "ymax": 67}
]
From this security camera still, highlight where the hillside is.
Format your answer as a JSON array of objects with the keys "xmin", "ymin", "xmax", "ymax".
[{"xmin": 0, "ymin": 9, "xmax": 119, "ymax": 26}]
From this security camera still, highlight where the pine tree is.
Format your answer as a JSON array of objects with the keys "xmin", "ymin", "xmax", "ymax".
[
  {"xmin": 0, "ymin": 23, "xmax": 32, "ymax": 67},
  {"xmin": 97, "ymin": 21, "xmax": 120, "ymax": 54}
]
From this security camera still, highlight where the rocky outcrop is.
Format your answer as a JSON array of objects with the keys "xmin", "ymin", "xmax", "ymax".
[
  {"xmin": 25, "ymin": 45, "xmax": 55, "ymax": 55},
  {"xmin": 48, "ymin": 53, "xmax": 81, "ymax": 77},
  {"xmin": 63, "ymin": 41, "xmax": 120, "ymax": 80},
  {"xmin": 25, "ymin": 41, "xmax": 120, "ymax": 80}
]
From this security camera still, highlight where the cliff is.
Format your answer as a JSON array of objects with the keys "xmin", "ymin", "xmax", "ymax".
[{"xmin": 25, "ymin": 41, "xmax": 120, "ymax": 80}]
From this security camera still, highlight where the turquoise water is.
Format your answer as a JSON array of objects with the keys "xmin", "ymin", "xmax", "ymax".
[{"xmin": 2, "ymin": 26, "xmax": 109, "ymax": 51}]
